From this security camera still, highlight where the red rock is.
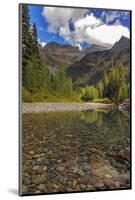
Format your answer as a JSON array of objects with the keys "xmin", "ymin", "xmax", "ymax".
[
  {"xmin": 94, "ymin": 182, "xmax": 104, "ymax": 189},
  {"xmin": 78, "ymin": 178, "xmax": 89, "ymax": 184},
  {"xmin": 103, "ymin": 178, "xmax": 115, "ymax": 188}
]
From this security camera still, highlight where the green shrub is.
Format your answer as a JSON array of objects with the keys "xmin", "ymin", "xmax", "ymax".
[
  {"xmin": 22, "ymin": 88, "xmax": 33, "ymax": 102},
  {"xmin": 92, "ymin": 98, "xmax": 112, "ymax": 104},
  {"xmin": 82, "ymin": 86, "xmax": 99, "ymax": 101}
]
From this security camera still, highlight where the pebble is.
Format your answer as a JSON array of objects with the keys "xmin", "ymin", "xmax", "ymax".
[
  {"xmin": 105, "ymin": 174, "xmax": 112, "ymax": 178},
  {"xmin": 29, "ymin": 150, "xmax": 34, "ymax": 155},
  {"xmin": 78, "ymin": 178, "xmax": 89, "ymax": 184},
  {"xmin": 79, "ymin": 184, "xmax": 86, "ymax": 190},
  {"xmin": 103, "ymin": 178, "xmax": 115, "ymax": 188},
  {"xmin": 94, "ymin": 182, "xmax": 104, "ymax": 189},
  {"xmin": 72, "ymin": 179, "xmax": 77, "ymax": 189},
  {"xmin": 87, "ymin": 184, "xmax": 95, "ymax": 190},
  {"xmin": 76, "ymin": 169, "xmax": 85, "ymax": 176},
  {"xmin": 42, "ymin": 166, "xmax": 48, "ymax": 171},
  {"xmin": 31, "ymin": 175, "xmax": 46, "ymax": 184},
  {"xmin": 56, "ymin": 166, "xmax": 65, "ymax": 172},
  {"xmin": 38, "ymin": 184, "xmax": 46, "ymax": 191},
  {"xmin": 22, "ymin": 185, "xmax": 28, "ymax": 193},
  {"xmin": 33, "ymin": 165, "xmax": 40, "ymax": 171},
  {"xmin": 23, "ymin": 177, "xmax": 31, "ymax": 185},
  {"xmin": 53, "ymin": 184, "xmax": 59, "ymax": 190}
]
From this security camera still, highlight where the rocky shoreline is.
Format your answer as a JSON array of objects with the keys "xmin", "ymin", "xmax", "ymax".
[{"xmin": 22, "ymin": 102, "xmax": 114, "ymax": 113}]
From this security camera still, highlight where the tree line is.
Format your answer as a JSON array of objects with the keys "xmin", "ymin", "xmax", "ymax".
[{"xmin": 79, "ymin": 64, "xmax": 129, "ymax": 103}]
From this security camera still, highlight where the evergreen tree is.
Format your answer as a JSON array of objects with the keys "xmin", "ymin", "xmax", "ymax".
[
  {"xmin": 97, "ymin": 81, "xmax": 104, "ymax": 98},
  {"xmin": 31, "ymin": 23, "xmax": 39, "ymax": 56},
  {"xmin": 21, "ymin": 4, "xmax": 32, "ymax": 86},
  {"xmin": 102, "ymin": 70, "xmax": 109, "ymax": 97}
]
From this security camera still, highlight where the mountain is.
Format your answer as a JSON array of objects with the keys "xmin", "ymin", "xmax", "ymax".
[
  {"xmin": 82, "ymin": 43, "xmax": 111, "ymax": 54},
  {"xmin": 39, "ymin": 42, "xmax": 85, "ymax": 73},
  {"xmin": 39, "ymin": 36, "xmax": 130, "ymax": 87},
  {"xmin": 39, "ymin": 42, "xmax": 111, "ymax": 73},
  {"xmin": 67, "ymin": 36, "xmax": 130, "ymax": 88}
]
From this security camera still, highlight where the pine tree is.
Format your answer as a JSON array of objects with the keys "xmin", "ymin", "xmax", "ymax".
[
  {"xmin": 21, "ymin": 4, "xmax": 32, "ymax": 86},
  {"xmin": 31, "ymin": 23, "xmax": 39, "ymax": 56}
]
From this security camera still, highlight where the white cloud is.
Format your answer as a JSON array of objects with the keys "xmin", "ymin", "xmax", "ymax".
[
  {"xmin": 42, "ymin": 7, "xmax": 88, "ymax": 32},
  {"xmin": 59, "ymin": 13, "xmax": 130, "ymax": 45},
  {"xmin": 75, "ymin": 14, "xmax": 102, "ymax": 29},
  {"xmin": 42, "ymin": 8, "xmax": 130, "ymax": 46},
  {"xmin": 85, "ymin": 24, "xmax": 129, "ymax": 45}
]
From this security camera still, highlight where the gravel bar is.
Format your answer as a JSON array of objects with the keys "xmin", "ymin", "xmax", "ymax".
[{"xmin": 22, "ymin": 103, "xmax": 114, "ymax": 113}]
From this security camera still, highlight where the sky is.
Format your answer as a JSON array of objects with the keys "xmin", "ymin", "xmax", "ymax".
[{"xmin": 28, "ymin": 5, "xmax": 130, "ymax": 50}]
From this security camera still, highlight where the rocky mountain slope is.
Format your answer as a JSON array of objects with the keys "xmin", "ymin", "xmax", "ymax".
[
  {"xmin": 39, "ymin": 36, "xmax": 130, "ymax": 88},
  {"xmin": 67, "ymin": 36, "xmax": 130, "ymax": 87}
]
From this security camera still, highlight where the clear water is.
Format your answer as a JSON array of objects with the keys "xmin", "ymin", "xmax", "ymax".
[{"xmin": 21, "ymin": 109, "xmax": 131, "ymax": 194}]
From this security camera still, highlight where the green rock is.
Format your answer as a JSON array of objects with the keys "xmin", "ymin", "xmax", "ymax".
[
  {"xmin": 31, "ymin": 175, "xmax": 46, "ymax": 184},
  {"xmin": 22, "ymin": 185, "xmax": 28, "ymax": 193},
  {"xmin": 80, "ymin": 184, "xmax": 86, "ymax": 190},
  {"xmin": 56, "ymin": 166, "xmax": 65, "ymax": 172},
  {"xmin": 38, "ymin": 184, "xmax": 46, "ymax": 191},
  {"xmin": 76, "ymin": 169, "xmax": 85, "ymax": 176}
]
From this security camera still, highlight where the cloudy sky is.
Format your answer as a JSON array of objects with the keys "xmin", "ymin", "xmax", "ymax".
[{"xmin": 29, "ymin": 5, "xmax": 130, "ymax": 49}]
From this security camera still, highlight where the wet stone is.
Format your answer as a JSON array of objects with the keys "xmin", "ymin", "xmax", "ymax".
[
  {"xmin": 31, "ymin": 175, "xmax": 46, "ymax": 184},
  {"xmin": 105, "ymin": 174, "xmax": 112, "ymax": 178},
  {"xmin": 22, "ymin": 185, "xmax": 28, "ymax": 193},
  {"xmin": 42, "ymin": 166, "xmax": 48, "ymax": 171},
  {"xmin": 33, "ymin": 165, "xmax": 40, "ymax": 171},
  {"xmin": 72, "ymin": 179, "xmax": 77, "ymax": 189},
  {"xmin": 78, "ymin": 178, "xmax": 89, "ymax": 184},
  {"xmin": 76, "ymin": 168, "xmax": 85, "ymax": 176},
  {"xmin": 23, "ymin": 177, "xmax": 31, "ymax": 185},
  {"xmin": 29, "ymin": 151, "xmax": 34, "ymax": 155},
  {"xmin": 79, "ymin": 184, "xmax": 86, "ymax": 190},
  {"xmin": 86, "ymin": 184, "xmax": 95, "ymax": 190},
  {"xmin": 56, "ymin": 166, "xmax": 65, "ymax": 172},
  {"xmin": 37, "ymin": 184, "xmax": 46, "ymax": 191},
  {"xmin": 94, "ymin": 182, "xmax": 104, "ymax": 190},
  {"xmin": 103, "ymin": 178, "xmax": 115, "ymax": 188}
]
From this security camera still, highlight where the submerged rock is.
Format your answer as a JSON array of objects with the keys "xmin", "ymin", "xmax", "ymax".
[{"xmin": 31, "ymin": 175, "xmax": 46, "ymax": 184}]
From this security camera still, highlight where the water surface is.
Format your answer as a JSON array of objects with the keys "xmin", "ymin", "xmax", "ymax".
[{"xmin": 21, "ymin": 109, "xmax": 131, "ymax": 194}]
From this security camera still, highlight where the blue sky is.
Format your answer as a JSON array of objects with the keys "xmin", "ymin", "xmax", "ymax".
[{"xmin": 28, "ymin": 5, "xmax": 130, "ymax": 49}]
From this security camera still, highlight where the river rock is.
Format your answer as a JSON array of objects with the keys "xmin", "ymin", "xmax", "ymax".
[
  {"xmin": 29, "ymin": 150, "xmax": 34, "ymax": 155},
  {"xmin": 72, "ymin": 179, "xmax": 77, "ymax": 189},
  {"xmin": 38, "ymin": 184, "xmax": 46, "ymax": 191},
  {"xmin": 94, "ymin": 182, "xmax": 104, "ymax": 190},
  {"xmin": 76, "ymin": 168, "xmax": 85, "ymax": 176},
  {"xmin": 86, "ymin": 184, "xmax": 95, "ymax": 190},
  {"xmin": 78, "ymin": 178, "xmax": 89, "ymax": 184},
  {"xmin": 105, "ymin": 174, "xmax": 112, "ymax": 178},
  {"xmin": 31, "ymin": 175, "xmax": 46, "ymax": 184},
  {"xmin": 79, "ymin": 184, "xmax": 86, "ymax": 190},
  {"xmin": 103, "ymin": 178, "xmax": 115, "ymax": 188},
  {"xmin": 33, "ymin": 165, "xmax": 40, "ymax": 171},
  {"xmin": 56, "ymin": 166, "xmax": 65, "ymax": 172},
  {"xmin": 22, "ymin": 185, "xmax": 28, "ymax": 193},
  {"xmin": 23, "ymin": 177, "xmax": 31, "ymax": 185},
  {"xmin": 53, "ymin": 184, "xmax": 59, "ymax": 190},
  {"xmin": 42, "ymin": 166, "xmax": 48, "ymax": 171}
]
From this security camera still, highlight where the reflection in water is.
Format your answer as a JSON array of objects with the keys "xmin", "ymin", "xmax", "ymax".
[{"xmin": 21, "ymin": 109, "xmax": 131, "ymax": 195}]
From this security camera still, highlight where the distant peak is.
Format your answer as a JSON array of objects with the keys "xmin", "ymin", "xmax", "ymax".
[{"xmin": 119, "ymin": 35, "xmax": 129, "ymax": 42}]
